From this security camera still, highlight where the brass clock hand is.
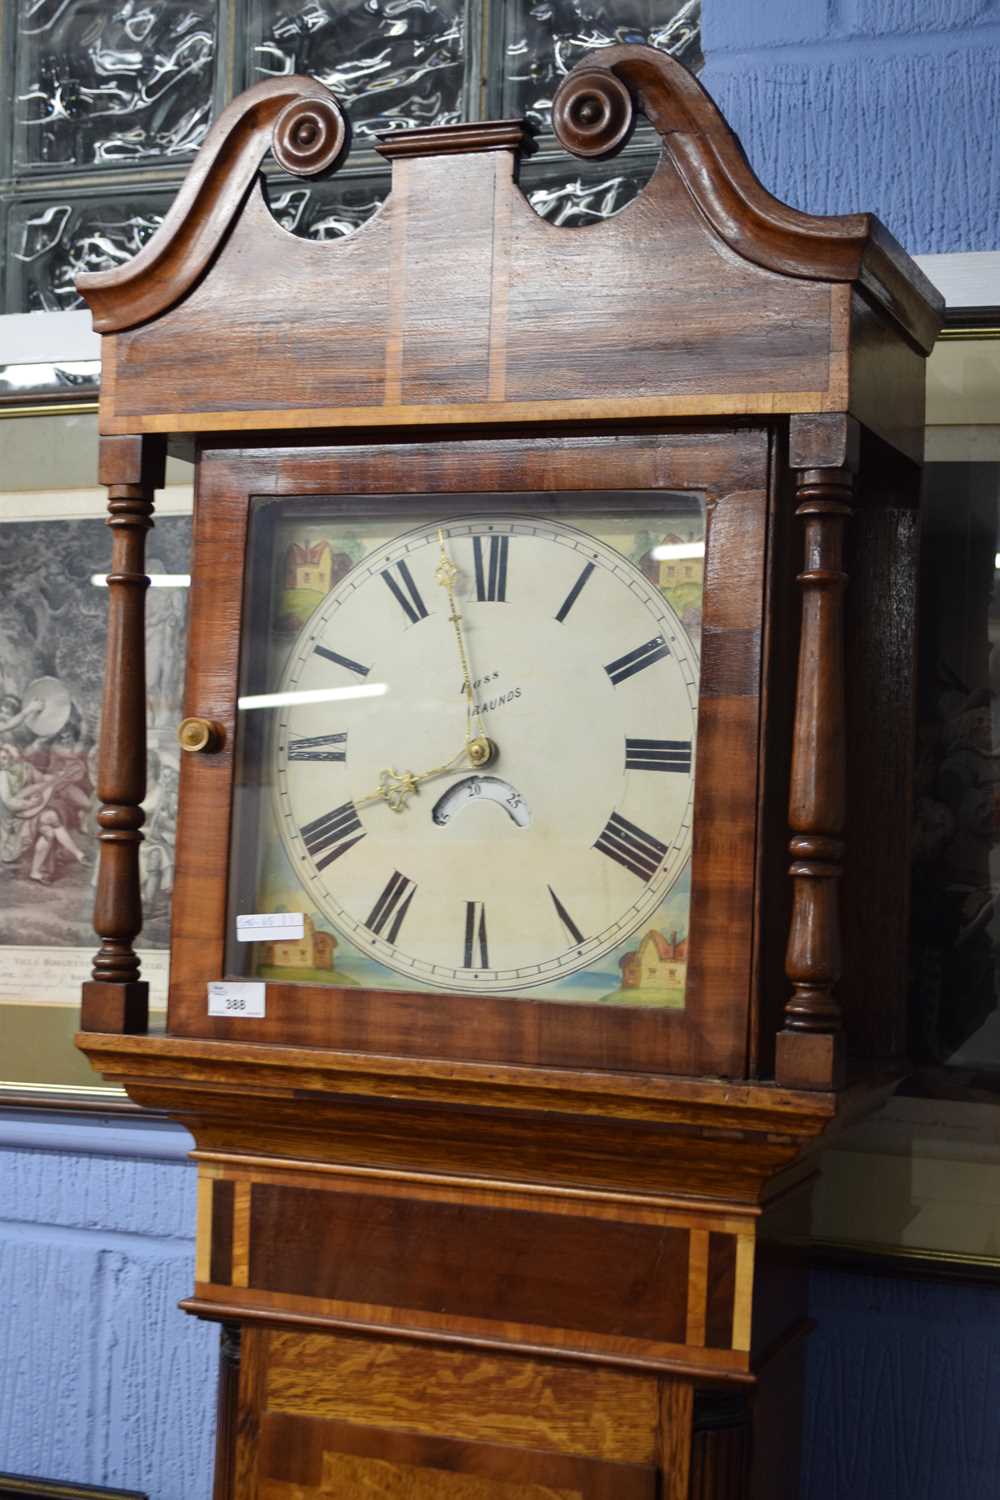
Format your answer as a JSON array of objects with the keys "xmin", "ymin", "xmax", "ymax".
[
  {"xmin": 435, "ymin": 528, "xmax": 496, "ymax": 770},
  {"xmin": 355, "ymin": 743, "xmax": 475, "ymax": 815}
]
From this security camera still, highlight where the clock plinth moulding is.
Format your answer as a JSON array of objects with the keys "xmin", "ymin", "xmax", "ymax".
[{"xmin": 75, "ymin": 45, "xmax": 941, "ymax": 1500}]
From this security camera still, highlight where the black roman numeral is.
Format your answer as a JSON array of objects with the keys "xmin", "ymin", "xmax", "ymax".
[
  {"xmin": 365, "ymin": 871, "xmax": 417, "ymax": 943},
  {"xmin": 300, "ymin": 800, "xmax": 365, "ymax": 871},
  {"xmin": 594, "ymin": 812, "xmax": 668, "ymax": 882},
  {"xmin": 605, "ymin": 637, "xmax": 670, "ymax": 686},
  {"xmin": 548, "ymin": 885, "xmax": 584, "ymax": 946},
  {"xmin": 555, "ymin": 561, "xmax": 595, "ymax": 623},
  {"xmin": 381, "ymin": 559, "xmax": 428, "ymax": 625},
  {"xmin": 288, "ymin": 732, "xmax": 347, "ymax": 762},
  {"xmin": 625, "ymin": 738, "xmax": 692, "ymax": 773},
  {"xmin": 313, "ymin": 644, "xmax": 370, "ymax": 677},
  {"xmin": 463, "ymin": 901, "xmax": 489, "ymax": 968},
  {"xmin": 473, "ymin": 534, "xmax": 509, "ymax": 602}
]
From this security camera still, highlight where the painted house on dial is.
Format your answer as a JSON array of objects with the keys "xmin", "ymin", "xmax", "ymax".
[
  {"xmin": 261, "ymin": 913, "xmax": 336, "ymax": 970},
  {"xmin": 619, "ymin": 930, "xmax": 687, "ymax": 992},
  {"xmin": 653, "ymin": 533, "xmax": 704, "ymax": 589},
  {"xmin": 285, "ymin": 539, "xmax": 333, "ymax": 593}
]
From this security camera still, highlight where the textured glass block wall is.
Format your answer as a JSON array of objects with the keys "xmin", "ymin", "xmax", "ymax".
[{"xmin": 0, "ymin": 2, "xmax": 701, "ymax": 315}]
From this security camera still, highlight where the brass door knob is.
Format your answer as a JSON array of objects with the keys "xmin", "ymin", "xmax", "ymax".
[{"xmin": 177, "ymin": 717, "xmax": 225, "ymax": 754}]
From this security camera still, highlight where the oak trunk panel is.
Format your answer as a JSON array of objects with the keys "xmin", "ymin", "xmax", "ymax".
[
  {"xmin": 259, "ymin": 1414, "xmax": 656, "ymax": 1498},
  {"xmin": 265, "ymin": 1331, "xmax": 659, "ymax": 1461}
]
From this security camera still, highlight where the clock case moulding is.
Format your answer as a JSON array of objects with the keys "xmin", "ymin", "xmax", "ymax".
[{"xmin": 72, "ymin": 45, "xmax": 943, "ymax": 1500}]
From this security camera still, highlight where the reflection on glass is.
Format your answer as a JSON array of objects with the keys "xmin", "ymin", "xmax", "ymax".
[
  {"xmin": 502, "ymin": 0, "xmax": 702, "ymax": 130},
  {"xmin": 15, "ymin": 0, "xmax": 218, "ymax": 169},
  {"xmin": 913, "ymin": 461, "xmax": 1000, "ymax": 1066},
  {"xmin": 521, "ymin": 152, "xmax": 657, "ymax": 225},
  {"xmin": 248, "ymin": 0, "xmax": 468, "ymax": 137},
  {"xmin": 8, "ymin": 194, "xmax": 168, "ymax": 312},
  {"xmin": 264, "ymin": 174, "xmax": 389, "ymax": 240}
]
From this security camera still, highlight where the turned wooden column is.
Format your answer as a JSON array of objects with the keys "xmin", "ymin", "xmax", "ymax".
[
  {"xmin": 80, "ymin": 433, "xmax": 165, "ymax": 1034},
  {"xmin": 213, "ymin": 1323, "xmax": 242, "ymax": 1500},
  {"xmin": 776, "ymin": 416, "xmax": 856, "ymax": 1090}
]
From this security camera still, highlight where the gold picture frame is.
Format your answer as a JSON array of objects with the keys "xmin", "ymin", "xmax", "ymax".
[
  {"xmin": 811, "ymin": 309, "xmax": 1000, "ymax": 1273},
  {"xmin": 0, "ymin": 406, "xmax": 191, "ymax": 1106}
]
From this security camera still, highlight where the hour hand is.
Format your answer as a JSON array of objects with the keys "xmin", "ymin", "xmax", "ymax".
[{"xmin": 357, "ymin": 744, "xmax": 486, "ymax": 815}]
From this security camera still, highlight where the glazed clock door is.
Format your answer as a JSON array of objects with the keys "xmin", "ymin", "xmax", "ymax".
[{"xmin": 168, "ymin": 430, "xmax": 771, "ymax": 1078}]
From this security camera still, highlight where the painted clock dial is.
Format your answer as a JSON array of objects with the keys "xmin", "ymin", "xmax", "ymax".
[{"xmin": 273, "ymin": 515, "xmax": 698, "ymax": 995}]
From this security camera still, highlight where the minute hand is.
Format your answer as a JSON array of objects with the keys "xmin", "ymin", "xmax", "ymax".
[{"xmin": 435, "ymin": 529, "xmax": 496, "ymax": 769}]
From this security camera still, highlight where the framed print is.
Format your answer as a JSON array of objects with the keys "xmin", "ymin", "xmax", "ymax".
[
  {"xmin": 0, "ymin": 1475, "xmax": 147, "ymax": 1499},
  {"xmin": 812, "ymin": 286, "xmax": 1000, "ymax": 1272},
  {"xmin": 0, "ymin": 311, "xmax": 100, "ymax": 411},
  {"xmin": 0, "ymin": 465, "xmax": 191, "ymax": 1104}
]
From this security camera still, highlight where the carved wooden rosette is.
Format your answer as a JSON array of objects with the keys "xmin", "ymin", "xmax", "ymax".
[
  {"xmin": 776, "ymin": 466, "xmax": 854, "ymax": 1090},
  {"xmin": 80, "ymin": 434, "xmax": 165, "ymax": 1035}
]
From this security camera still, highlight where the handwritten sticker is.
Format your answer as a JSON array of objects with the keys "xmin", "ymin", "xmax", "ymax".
[
  {"xmin": 236, "ymin": 912, "xmax": 305, "ymax": 943},
  {"xmin": 208, "ymin": 981, "xmax": 266, "ymax": 1018}
]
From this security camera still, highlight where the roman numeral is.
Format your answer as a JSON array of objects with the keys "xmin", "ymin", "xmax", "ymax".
[
  {"xmin": 605, "ymin": 636, "xmax": 670, "ymax": 686},
  {"xmin": 288, "ymin": 732, "xmax": 347, "ymax": 762},
  {"xmin": 381, "ymin": 559, "xmax": 428, "ymax": 625},
  {"xmin": 300, "ymin": 800, "xmax": 365, "ymax": 871},
  {"xmin": 625, "ymin": 738, "xmax": 692, "ymax": 773},
  {"xmin": 463, "ymin": 900, "xmax": 489, "ymax": 968},
  {"xmin": 313, "ymin": 644, "xmax": 370, "ymax": 677},
  {"xmin": 594, "ymin": 812, "xmax": 668, "ymax": 882},
  {"xmin": 548, "ymin": 885, "xmax": 584, "ymax": 946},
  {"xmin": 365, "ymin": 871, "xmax": 417, "ymax": 943},
  {"xmin": 555, "ymin": 561, "xmax": 595, "ymax": 623},
  {"xmin": 473, "ymin": 534, "xmax": 509, "ymax": 602}
]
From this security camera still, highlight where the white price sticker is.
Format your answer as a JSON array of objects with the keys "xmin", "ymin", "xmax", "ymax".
[
  {"xmin": 236, "ymin": 912, "xmax": 305, "ymax": 943},
  {"xmin": 208, "ymin": 981, "xmax": 266, "ymax": 1018}
]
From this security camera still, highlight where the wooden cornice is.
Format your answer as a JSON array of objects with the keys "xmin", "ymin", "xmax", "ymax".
[
  {"xmin": 567, "ymin": 46, "xmax": 943, "ymax": 355},
  {"xmin": 75, "ymin": 45, "xmax": 942, "ymax": 354},
  {"xmin": 76, "ymin": 74, "xmax": 347, "ymax": 334},
  {"xmin": 77, "ymin": 1030, "xmax": 845, "ymax": 1131},
  {"xmin": 76, "ymin": 1033, "xmax": 897, "ymax": 1204}
]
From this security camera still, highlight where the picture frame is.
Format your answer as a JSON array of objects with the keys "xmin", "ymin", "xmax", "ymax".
[
  {"xmin": 811, "ymin": 255, "xmax": 1000, "ymax": 1271},
  {"xmin": 0, "ymin": 1475, "xmax": 146, "ymax": 1499},
  {"xmin": 0, "ymin": 426, "xmax": 192, "ymax": 1106}
]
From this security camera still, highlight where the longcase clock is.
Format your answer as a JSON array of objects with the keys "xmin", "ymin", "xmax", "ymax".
[{"xmin": 75, "ymin": 45, "xmax": 942, "ymax": 1500}]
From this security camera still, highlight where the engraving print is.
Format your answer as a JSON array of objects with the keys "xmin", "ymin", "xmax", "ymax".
[{"xmin": 0, "ymin": 512, "xmax": 190, "ymax": 953}]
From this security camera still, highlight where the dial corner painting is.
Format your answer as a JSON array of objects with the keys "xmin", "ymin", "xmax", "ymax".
[{"xmin": 226, "ymin": 493, "xmax": 705, "ymax": 1013}]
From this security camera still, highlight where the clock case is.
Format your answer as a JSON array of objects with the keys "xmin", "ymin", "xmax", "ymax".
[{"xmin": 75, "ymin": 47, "xmax": 941, "ymax": 1500}]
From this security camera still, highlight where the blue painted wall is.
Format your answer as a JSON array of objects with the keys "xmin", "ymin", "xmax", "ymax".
[
  {"xmin": 2, "ymin": 6, "xmax": 999, "ymax": 1500},
  {"xmin": 802, "ymin": 1268, "xmax": 1000, "ymax": 1500},
  {"xmin": 701, "ymin": 0, "xmax": 1000, "ymax": 253},
  {"xmin": 0, "ymin": 1114, "xmax": 217, "ymax": 1498}
]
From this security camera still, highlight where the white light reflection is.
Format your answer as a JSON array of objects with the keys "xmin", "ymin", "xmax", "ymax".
[
  {"xmin": 90, "ymin": 573, "xmax": 191, "ymax": 587},
  {"xmin": 649, "ymin": 542, "xmax": 705, "ymax": 561},
  {"xmin": 238, "ymin": 685, "xmax": 388, "ymax": 711}
]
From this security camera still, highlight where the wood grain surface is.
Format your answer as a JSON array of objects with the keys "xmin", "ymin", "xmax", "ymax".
[
  {"xmin": 74, "ymin": 40, "xmax": 941, "ymax": 1500},
  {"xmin": 77, "ymin": 48, "xmax": 940, "ymax": 441}
]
